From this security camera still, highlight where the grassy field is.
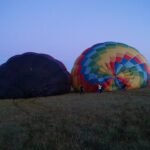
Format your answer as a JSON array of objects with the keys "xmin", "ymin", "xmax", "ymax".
[{"xmin": 0, "ymin": 88, "xmax": 150, "ymax": 150}]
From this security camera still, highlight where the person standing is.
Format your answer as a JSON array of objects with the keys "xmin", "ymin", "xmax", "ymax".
[
  {"xmin": 79, "ymin": 85, "xmax": 84, "ymax": 94},
  {"xmin": 98, "ymin": 84, "xmax": 103, "ymax": 93}
]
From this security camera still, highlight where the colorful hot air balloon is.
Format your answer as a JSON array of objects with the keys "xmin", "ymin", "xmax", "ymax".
[{"xmin": 71, "ymin": 42, "xmax": 150, "ymax": 92}]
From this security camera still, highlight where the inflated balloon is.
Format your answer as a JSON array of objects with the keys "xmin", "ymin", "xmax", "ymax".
[
  {"xmin": 0, "ymin": 52, "xmax": 71, "ymax": 99},
  {"xmin": 72, "ymin": 42, "xmax": 150, "ymax": 92}
]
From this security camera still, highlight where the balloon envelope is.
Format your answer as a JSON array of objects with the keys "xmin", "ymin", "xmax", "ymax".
[
  {"xmin": 72, "ymin": 42, "xmax": 150, "ymax": 92},
  {"xmin": 0, "ymin": 52, "xmax": 71, "ymax": 99}
]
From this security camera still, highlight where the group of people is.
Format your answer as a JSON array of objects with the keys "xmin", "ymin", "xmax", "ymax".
[
  {"xmin": 79, "ymin": 84, "xmax": 103, "ymax": 94},
  {"xmin": 79, "ymin": 82, "xmax": 127, "ymax": 94}
]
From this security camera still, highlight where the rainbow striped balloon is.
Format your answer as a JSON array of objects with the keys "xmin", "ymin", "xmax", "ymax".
[{"xmin": 72, "ymin": 42, "xmax": 150, "ymax": 92}]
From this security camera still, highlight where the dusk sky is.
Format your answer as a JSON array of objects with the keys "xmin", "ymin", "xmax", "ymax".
[{"xmin": 0, "ymin": 0, "xmax": 150, "ymax": 71}]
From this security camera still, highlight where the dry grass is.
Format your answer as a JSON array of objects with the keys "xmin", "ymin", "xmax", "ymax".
[{"xmin": 0, "ymin": 88, "xmax": 150, "ymax": 150}]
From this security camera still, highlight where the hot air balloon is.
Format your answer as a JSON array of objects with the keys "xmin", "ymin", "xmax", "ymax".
[
  {"xmin": 71, "ymin": 42, "xmax": 150, "ymax": 92},
  {"xmin": 0, "ymin": 52, "xmax": 71, "ymax": 99}
]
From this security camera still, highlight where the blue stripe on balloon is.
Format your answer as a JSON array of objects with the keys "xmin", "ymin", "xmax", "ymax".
[
  {"xmin": 92, "ymin": 43, "xmax": 105, "ymax": 49},
  {"xmin": 130, "ymin": 58, "xmax": 138, "ymax": 65},
  {"xmin": 83, "ymin": 58, "xmax": 92, "ymax": 67},
  {"xmin": 105, "ymin": 42, "xmax": 116, "ymax": 45},
  {"xmin": 135, "ymin": 64, "xmax": 144, "ymax": 72},
  {"xmin": 98, "ymin": 77, "xmax": 105, "ymax": 82},
  {"xmin": 114, "ymin": 62, "xmax": 120, "ymax": 73},
  {"xmin": 115, "ymin": 78, "xmax": 124, "ymax": 89},
  {"xmin": 84, "ymin": 74, "xmax": 90, "ymax": 81},
  {"xmin": 116, "ymin": 64, "xmax": 124, "ymax": 74},
  {"xmin": 121, "ymin": 58, "xmax": 128, "ymax": 65},
  {"xmin": 89, "ymin": 79, "xmax": 98, "ymax": 84},
  {"xmin": 114, "ymin": 78, "xmax": 120, "ymax": 87},
  {"xmin": 138, "ymin": 64, "xmax": 145, "ymax": 70},
  {"xmin": 88, "ymin": 73, "xmax": 98, "ymax": 80},
  {"xmin": 143, "ymin": 71, "xmax": 148, "ymax": 81},
  {"xmin": 103, "ymin": 76, "xmax": 112, "ymax": 81},
  {"xmin": 81, "ymin": 65, "xmax": 86, "ymax": 74},
  {"xmin": 85, "ymin": 49, "xmax": 97, "ymax": 58},
  {"xmin": 124, "ymin": 61, "xmax": 135, "ymax": 68},
  {"xmin": 84, "ymin": 67, "xmax": 91, "ymax": 74}
]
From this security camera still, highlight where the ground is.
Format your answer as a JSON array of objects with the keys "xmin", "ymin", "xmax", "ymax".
[{"xmin": 0, "ymin": 88, "xmax": 149, "ymax": 150}]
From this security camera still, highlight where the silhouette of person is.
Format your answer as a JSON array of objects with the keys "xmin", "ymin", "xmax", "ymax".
[
  {"xmin": 98, "ymin": 84, "xmax": 103, "ymax": 93},
  {"xmin": 79, "ymin": 85, "xmax": 84, "ymax": 94}
]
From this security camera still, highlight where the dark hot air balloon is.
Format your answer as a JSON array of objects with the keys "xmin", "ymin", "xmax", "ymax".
[{"xmin": 0, "ymin": 52, "xmax": 71, "ymax": 99}]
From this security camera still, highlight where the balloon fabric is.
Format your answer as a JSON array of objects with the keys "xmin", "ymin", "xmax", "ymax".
[
  {"xmin": 72, "ymin": 42, "xmax": 150, "ymax": 92},
  {"xmin": 0, "ymin": 52, "xmax": 71, "ymax": 99}
]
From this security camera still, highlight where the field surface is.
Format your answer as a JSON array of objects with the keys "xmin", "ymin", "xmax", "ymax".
[{"xmin": 0, "ymin": 88, "xmax": 150, "ymax": 150}]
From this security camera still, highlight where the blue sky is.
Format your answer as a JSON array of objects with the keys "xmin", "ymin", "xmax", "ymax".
[{"xmin": 0, "ymin": 0, "xmax": 150, "ymax": 71}]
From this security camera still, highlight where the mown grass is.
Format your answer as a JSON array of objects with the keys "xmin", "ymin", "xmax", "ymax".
[{"xmin": 0, "ymin": 88, "xmax": 149, "ymax": 150}]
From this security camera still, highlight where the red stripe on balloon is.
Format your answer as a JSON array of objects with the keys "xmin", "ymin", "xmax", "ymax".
[{"xmin": 134, "ymin": 56, "xmax": 142, "ymax": 64}]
